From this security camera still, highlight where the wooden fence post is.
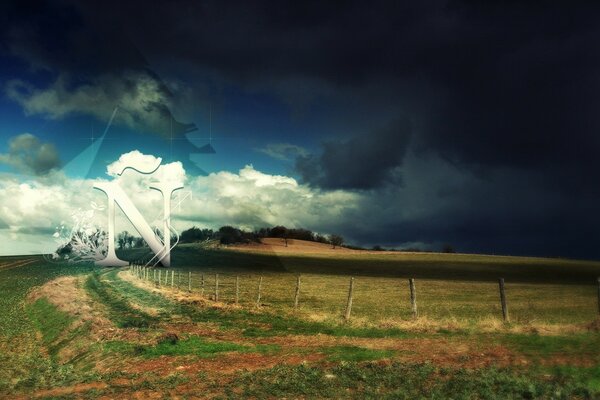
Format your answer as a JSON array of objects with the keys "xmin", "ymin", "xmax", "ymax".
[
  {"xmin": 409, "ymin": 278, "xmax": 418, "ymax": 319},
  {"xmin": 499, "ymin": 278, "xmax": 509, "ymax": 322},
  {"xmin": 188, "ymin": 271, "xmax": 192, "ymax": 293},
  {"xmin": 256, "ymin": 276, "xmax": 263, "ymax": 307},
  {"xmin": 153, "ymin": 269, "xmax": 156, "ymax": 285},
  {"xmin": 344, "ymin": 277, "xmax": 355, "ymax": 321},
  {"xmin": 214, "ymin": 274, "xmax": 219, "ymax": 301},
  {"xmin": 294, "ymin": 275, "xmax": 301, "ymax": 308},
  {"xmin": 235, "ymin": 276, "xmax": 240, "ymax": 304},
  {"xmin": 171, "ymin": 270, "xmax": 174, "ymax": 288},
  {"xmin": 158, "ymin": 269, "xmax": 162, "ymax": 287}
]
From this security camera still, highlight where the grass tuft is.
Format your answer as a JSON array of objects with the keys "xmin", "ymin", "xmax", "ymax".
[
  {"xmin": 104, "ymin": 336, "xmax": 278, "ymax": 358},
  {"xmin": 84, "ymin": 271, "xmax": 157, "ymax": 328}
]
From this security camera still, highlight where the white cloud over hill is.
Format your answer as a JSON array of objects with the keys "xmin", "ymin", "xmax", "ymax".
[{"xmin": 0, "ymin": 150, "xmax": 362, "ymax": 255}]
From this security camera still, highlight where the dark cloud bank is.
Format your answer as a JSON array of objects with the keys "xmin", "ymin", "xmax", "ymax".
[{"xmin": 2, "ymin": 1, "xmax": 600, "ymax": 258}]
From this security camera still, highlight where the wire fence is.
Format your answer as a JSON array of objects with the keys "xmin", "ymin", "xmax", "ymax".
[{"xmin": 128, "ymin": 264, "xmax": 600, "ymax": 325}]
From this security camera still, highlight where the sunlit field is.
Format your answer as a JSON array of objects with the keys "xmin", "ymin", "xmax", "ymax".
[
  {"xmin": 135, "ymin": 268, "xmax": 598, "ymax": 326},
  {"xmin": 126, "ymin": 240, "xmax": 600, "ymax": 327}
]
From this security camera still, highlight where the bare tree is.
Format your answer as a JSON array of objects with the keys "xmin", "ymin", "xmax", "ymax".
[{"xmin": 329, "ymin": 234, "xmax": 344, "ymax": 249}]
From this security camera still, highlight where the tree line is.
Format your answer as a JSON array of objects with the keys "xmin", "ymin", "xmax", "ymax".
[
  {"xmin": 178, "ymin": 225, "xmax": 345, "ymax": 248},
  {"xmin": 58, "ymin": 226, "xmax": 455, "ymax": 253}
]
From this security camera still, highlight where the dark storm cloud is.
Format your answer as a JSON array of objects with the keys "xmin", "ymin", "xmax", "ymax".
[
  {"xmin": 4, "ymin": 0, "xmax": 600, "ymax": 173},
  {"xmin": 0, "ymin": 133, "xmax": 61, "ymax": 175},
  {"xmin": 51, "ymin": 0, "xmax": 600, "ymax": 173},
  {"xmin": 296, "ymin": 118, "xmax": 412, "ymax": 190},
  {"xmin": 0, "ymin": 0, "xmax": 197, "ymax": 138},
  {"xmin": 2, "ymin": 0, "xmax": 600, "ymax": 257}
]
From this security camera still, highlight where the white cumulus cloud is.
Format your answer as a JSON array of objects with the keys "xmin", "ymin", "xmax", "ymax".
[{"xmin": 0, "ymin": 151, "xmax": 363, "ymax": 255}]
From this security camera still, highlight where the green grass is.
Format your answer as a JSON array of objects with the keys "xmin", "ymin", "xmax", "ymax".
[
  {"xmin": 25, "ymin": 298, "xmax": 74, "ymax": 347},
  {"xmin": 224, "ymin": 362, "xmax": 600, "ymax": 399},
  {"xmin": 0, "ymin": 258, "xmax": 94, "ymax": 338},
  {"xmin": 104, "ymin": 269, "xmax": 175, "ymax": 311},
  {"xmin": 110, "ymin": 269, "xmax": 411, "ymax": 338},
  {"xmin": 105, "ymin": 336, "xmax": 280, "ymax": 358},
  {"xmin": 84, "ymin": 271, "xmax": 157, "ymax": 328},
  {"xmin": 322, "ymin": 345, "xmax": 396, "ymax": 362},
  {"xmin": 0, "ymin": 258, "xmax": 97, "ymax": 393},
  {"xmin": 502, "ymin": 332, "xmax": 600, "ymax": 359}
]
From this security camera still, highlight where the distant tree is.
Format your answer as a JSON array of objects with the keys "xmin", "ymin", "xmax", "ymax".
[
  {"xmin": 117, "ymin": 231, "xmax": 135, "ymax": 250},
  {"xmin": 329, "ymin": 234, "xmax": 344, "ymax": 249},
  {"xmin": 270, "ymin": 226, "xmax": 288, "ymax": 238},
  {"xmin": 442, "ymin": 244, "xmax": 456, "ymax": 253},
  {"xmin": 180, "ymin": 226, "xmax": 214, "ymax": 243},
  {"xmin": 133, "ymin": 236, "xmax": 146, "ymax": 248},
  {"xmin": 314, "ymin": 233, "xmax": 328, "ymax": 244},
  {"xmin": 217, "ymin": 226, "xmax": 260, "ymax": 245},
  {"xmin": 372, "ymin": 245, "xmax": 384, "ymax": 251},
  {"xmin": 289, "ymin": 228, "xmax": 314, "ymax": 241}
]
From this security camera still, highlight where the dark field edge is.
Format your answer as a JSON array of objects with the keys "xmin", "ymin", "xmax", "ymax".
[{"xmin": 114, "ymin": 246, "xmax": 600, "ymax": 284}]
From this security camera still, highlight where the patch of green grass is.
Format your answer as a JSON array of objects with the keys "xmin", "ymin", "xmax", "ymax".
[
  {"xmin": 25, "ymin": 298, "xmax": 74, "ymax": 347},
  {"xmin": 0, "ymin": 258, "xmax": 94, "ymax": 338},
  {"xmin": 145, "ymin": 336, "xmax": 247, "ymax": 357},
  {"xmin": 322, "ymin": 345, "xmax": 396, "ymax": 362},
  {"xmin": 545, "ymin": 365, "xmax": 600, "ymax": 393},
  {"xmin": 225, "ymin": 362, "xmax": 600, "ymax": 399},
  {"xmin": 104, "ymin": 269, "xmax": 175, "ymax": 312},
  {"xmin": 174, "ymin": 298, "xmax": 409, "ymax": 338},
  {"xmin": 105, "ymin": 336, "xmax": 279, "ymax": 358},
  {"xmin": 84, "ymin": 271, "xmax": 157, "ymax": 328},
  {"xmin": 501, "ymin": 333, "xmax": 600, "ymax": 359}
]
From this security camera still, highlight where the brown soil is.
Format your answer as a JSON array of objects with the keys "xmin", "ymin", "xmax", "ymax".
[
  {"xmin": 124, "ymin": 351, "xmax": 324, "ymax": 377},
  {"xmin": 32, "ymin": 382, "xmax": 108, "ymax": 398}
]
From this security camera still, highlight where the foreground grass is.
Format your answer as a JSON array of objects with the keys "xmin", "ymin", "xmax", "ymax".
[
  {"xmin": 0, "ymin": 258, "xmax": 96, "ymax": 392},
  {"xmin": 105, "ymin": 336, "xmax": 279, "ymax": 358},
  {"xmin": 25, "ymin": 298, "xmax": 74, "ymax": 349},
  {"xmin": 224, "ymin": 362, "xmax": 600, "ymax": 399},
  {"xmin": 502, "ymin": 333, "xmax": 600, "ymax": 360},
  {"xmin": 85, "ymin": 271, "xmax": 158, "ymax": 328}
]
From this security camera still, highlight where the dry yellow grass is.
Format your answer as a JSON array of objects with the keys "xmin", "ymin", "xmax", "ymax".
[{"xmin": 130, "ymin": 265, "xmax": 599, "ymax": 332}]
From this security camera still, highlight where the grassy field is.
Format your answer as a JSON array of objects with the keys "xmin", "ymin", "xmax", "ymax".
[
  {"xmin": 123, "ymin": 241, "xmax": 600, "ymax": 326},
  {"xmin": 1, "ymin": 243, "xmax": 600, "ymax": 398}
]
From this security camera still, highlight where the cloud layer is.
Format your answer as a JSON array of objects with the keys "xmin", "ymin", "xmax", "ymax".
[
  {"xmin": 0, "ymin": 151, "xmax": 361, "ymax": 255},
  {"xmin": 0, "ymin": 133, "xmax": 61, "ymax": 175},
  {"xmin": 2, "ymin": 150, "xmax": 596, "ymax": 259},
  {"xmin": 2, "ymin": 2, "xmax": 600, "ymax": 258}
]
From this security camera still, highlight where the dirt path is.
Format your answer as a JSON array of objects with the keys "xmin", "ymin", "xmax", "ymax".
[{"xmin": 0, "ymin": 258, "xmax": 37, "ymax": 271}]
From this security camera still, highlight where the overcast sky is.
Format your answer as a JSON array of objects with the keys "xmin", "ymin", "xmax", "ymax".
[{"xmin": 0, "ymin": 1, "xmax": 599, "ymax": 258}]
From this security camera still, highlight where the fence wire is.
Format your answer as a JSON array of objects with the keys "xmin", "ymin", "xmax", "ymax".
[{"xmin": 130, "ymin": 265, "xmax": 598, "ymax": 324}]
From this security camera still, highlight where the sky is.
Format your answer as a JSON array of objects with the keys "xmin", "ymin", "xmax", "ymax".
[{"xmin": 0, "ymin": 1, "xmax": 599, "ymax": 259}]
